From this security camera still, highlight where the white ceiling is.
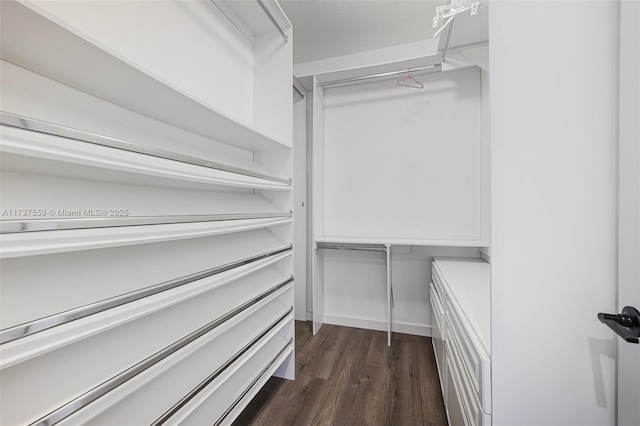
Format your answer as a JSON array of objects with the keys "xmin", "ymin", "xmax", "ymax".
[{"xmin": 279, "ymin": 0, "xmax": 488, "ymax": 65}]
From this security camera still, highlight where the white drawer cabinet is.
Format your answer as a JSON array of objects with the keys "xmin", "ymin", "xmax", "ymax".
[
  {"xmin": 432, "ymin": 258, "xmax": 491, "ymax": 425},
  {"xmin": 430, "ymin": 282, "xmax": 447, "ymax": 394}
]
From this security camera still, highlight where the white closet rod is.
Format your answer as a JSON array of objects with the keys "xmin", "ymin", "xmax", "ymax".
[
  {"xmin": 314, "ymin": 40, "xmax": 488, "ymax": 89},
  {"xmin": 316, "ymin": 65, "xmax": 442, "ymax": 88},
  {"xmin": 0, "ymin": 245, "xmax": 293, "ymax": 344},
  {"xmin": 27, "ymin": 277, "xmax": 293, "ymax": 426},
  {"xmin": 256, "ymin": 0, "xmax": 289, "ymax": 42},
  {"xmin": 0, "ymin": 212, "xmax": 292, "ymax": 234},
  {"xmin": 0, "ymin": 112, "xmax": 291, "ymax": 185},
  {"xmin": 316, "ymin": 243, "xmax": 387, "ymax": 252}
]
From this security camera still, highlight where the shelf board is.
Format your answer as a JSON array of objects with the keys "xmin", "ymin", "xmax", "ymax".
[
  {"xmin": 0, "ymin": 217, "xmax": 292, "ymax": 259},
  {"xmin": 0, "ymin": 125, "xmax": 291, "ymax": 192},
  {"xmin": 315, "ymin": 236, "xmax": 490, "ymax": 248},
  {"xmin": 0, "ymin": 0, "xmax": 290, "ymax": 152},
  {"xmin": 0, "ymin": 250, "xmax": 292, "ymax": 368}
]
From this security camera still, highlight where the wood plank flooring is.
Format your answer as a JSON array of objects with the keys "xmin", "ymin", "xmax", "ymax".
[{"xmin": 233, "ymin": 321, "xmax": 447, "ymax": 426}]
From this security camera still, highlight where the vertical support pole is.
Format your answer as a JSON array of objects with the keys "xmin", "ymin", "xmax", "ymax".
[{"xmin": 386, "ymin": 244, "xmax": 392, "ymax": 346}]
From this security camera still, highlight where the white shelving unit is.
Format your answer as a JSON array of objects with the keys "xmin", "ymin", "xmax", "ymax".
[
  {"xmin": 0, "ymin": 1, "xmax": 294, "ymax": 424},
  {"xmin": 309, "ymin": 67, "xmax": 490, "ymax": 337},
  {"xmin": 0, "ymin": 0, "xmax": 290, "ymax": 152}
]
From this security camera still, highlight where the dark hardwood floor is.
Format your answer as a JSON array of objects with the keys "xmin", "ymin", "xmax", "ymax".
[{"xmin": 233, "ymin": 321, "xmax": 447, "ymax": 426}]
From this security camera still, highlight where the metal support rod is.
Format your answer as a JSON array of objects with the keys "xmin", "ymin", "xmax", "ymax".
[
  {"xmin": 293, "ymin": 83, "xmax": 304, "ymax": 99},
  {"xmin": 0, "ymin": 212, "xmax": 291, "ymax": 234},
  {"xmin": 438, "ymin": 40, "xmax": 487, "ymax": 56},
  {"xmin": 29, "ymin": 277, "xmax": 294, "ymax": 426},
  {"xmin": 441, "ymin": 17, "xmax": 456, "ymax": 64},
  {"xmin": 0, "ymin": 112, "xmax": 291, "ymax": 185},
  {"xmin": 256, "ymin": 0, "xmax": 288, "ymax": 42},
  {"xmin": 316, "ymin": 64, "xmax": 441, "ymax": 88},
  {"xmin": 386, "ymin": 244, "xmax": 392, "ymax": 346},
  {"xmin": 316, "ymin": 243, "xmax": 387, "ymax": 252},
  {"xmin": 209, "ymin": 1, "xmax": 255, "ymax": 45}
]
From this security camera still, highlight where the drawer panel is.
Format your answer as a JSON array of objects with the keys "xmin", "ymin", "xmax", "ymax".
[
  {"xmin": 448, "ymin": 323, "xmax": 490, "ymax": 426},
  {"xmin": 0, "ymin": 267, "xmax": 289, "ymax": 425},
  {"xmin": 431, "ymin": 265, "xmax": 447, "ymax": 307},
  {"xmin": 429, "ymin": 282, "xmax": 446, "ymax": 388},
  {"xmin": 1, "ymin": 230, "xmax": 286, "ymax": 329},
  {"xmin": 80, "ymin": 298, "xmax": 292, "ymax": 425},
  {"xmin": 445, "ymin": 357, "xmax": 468, "ymax": 426},
  {"xmin": 430, "ymin": 282, "xmax": 445, "ymax": 335},
  {"xmin": 446, "ymin": 311, "xmax": 491, "ymax": 414},
  {"xmin": 167, "ymin": 327, "xmax": 292, "ymax": 425}
]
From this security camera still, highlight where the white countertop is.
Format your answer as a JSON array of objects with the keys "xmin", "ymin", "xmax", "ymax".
[{"xmin": 434, "ymin": 257, "xmax": 491, "ymax": 353}]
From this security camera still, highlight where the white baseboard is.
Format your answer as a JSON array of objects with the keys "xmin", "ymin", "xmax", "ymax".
[{"xmin": 322, "ymin": 314, "xmax": 432, "ymax": 337}]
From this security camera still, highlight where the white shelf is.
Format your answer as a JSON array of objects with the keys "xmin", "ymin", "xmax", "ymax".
[
  {"xmin": 315, "ymin": 236, "xmax": 490, "ymax": 248},
  {"xmin": 0, "ymin": 125, "xmax": 291, "ymax": 192},
  {"xmin": 0, "ymin": 250, "xmax": 292, "ymax": 369},
  {"xmin": 0, "ymin": 0, "xmax": 290, "ymax": 152},
  {"xmin": 0, "ymin": 217, "xmax": 292, "ymax": 259}
]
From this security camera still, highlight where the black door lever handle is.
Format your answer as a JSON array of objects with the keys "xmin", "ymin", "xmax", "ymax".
[{"xmin": 598, "ymin": 306, "xmax": 640, "ymax": 344}]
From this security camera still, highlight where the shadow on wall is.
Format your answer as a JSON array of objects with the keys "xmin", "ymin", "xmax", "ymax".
[{"xmin": 588, "ymin": 336, "xmax": 616, "ymax": 408}]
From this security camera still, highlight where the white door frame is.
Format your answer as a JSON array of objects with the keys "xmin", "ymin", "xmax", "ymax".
[{"xmin": 617, "ymin": 1, "xmax": 639, "ymax": 424}]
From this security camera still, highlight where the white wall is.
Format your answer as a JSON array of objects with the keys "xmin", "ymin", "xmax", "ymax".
[
  {"xmin": 323, "ymin": 246, "xmax": 480, "ymax": 335},
  {"xmin": 490, "ymin": 1, "xmax": 618, "ymax": 425},
  {"xmin": 322, "ymin": 67, "xmax": 485, "ymax": 242},
  {"xmin": 480, "ymin": 69, "xmax": 491, "ymax": 244},
  {"xmin": 293, "ymin": 95, "xmax": 308, "ymax": 320},
  {"xmin": 26, "ymin": 0, "xmax": 255, "ymax": 126},
  {"xmin": 618, "ymin": 1, "xmax": 640, "ymax": 423}
]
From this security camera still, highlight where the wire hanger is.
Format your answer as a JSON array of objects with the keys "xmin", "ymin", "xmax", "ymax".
[{"xmin": 397, "ymin": 69, "xmax": 424, "ymax": 89}]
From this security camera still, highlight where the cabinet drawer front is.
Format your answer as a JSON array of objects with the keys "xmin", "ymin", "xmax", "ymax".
[
  {"xmin": 77, "ymin": 298, "xmax": 292, "ymax": 425},
  {"xmin": 166, "ymin": 328, "xmax": 292, "ymax": 425},
  {"xmin": 446, "ymin": 311, "xmax": 491, "ymax": 414},
  {"xmin": 430, "ymin": 283, "xmax": 446, "ymax": 388},
  {"xmin": 430, "ymin": 282, "xmax": 445, "ymax": 336},
  {"xmin": 447, "ymin": 323, "xmax": 488, "ymax": 426},
  {"xmin": 432, "ymin": 265, "xmax": 447, "ymax": 306},
  {"xmin": 445, "ymin": 357, "xmax": 469, "ymax": 426},
  {"xmin": 0, "ymin": 268, "xmax": 289, "ymax": 426}
]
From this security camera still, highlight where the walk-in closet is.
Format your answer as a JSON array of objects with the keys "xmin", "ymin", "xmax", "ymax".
[{"xmin": 1, "ymin": 1, "xmax": 638, "ymax": 426}]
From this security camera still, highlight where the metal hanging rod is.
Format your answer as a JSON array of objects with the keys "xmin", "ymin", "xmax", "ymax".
[
  {"xmin": 316, "ymin": 64, "xmax": 442, "ymax": 88},
  {"xmin": 28, "ymin": 276, "xmax": 294, "ymax": 426},
  {"xmin": 0, "ymin": 245, "xmax": 293, "ymax": 344},
  {"xmin": 315, "ymin": 40, "xmax": 488, "ymax": 90},
  {"xmin": 293, "ymin": 84, "xmax": 304, "ymax": 99},
  {"xmin": 153, "ymin": 309, "xmax": 293, "ymax": 425},
  {"xmin": 0, "ymin": 212, "xmax": 292, "ymax": 234},
  {"xmin": 0, "ymin": 112, "xmax": 291, "ymax": 185},
  {"xmin": 209, "ymin": 1, "xmax": 256, "ymax": 45},
  {"xmin": 316, "ymin": 242, "xmax": 388, "ymax": 253},
  {"xmin": 256, "ymin": 0, "xmax": 288, "ymax": 42}
]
